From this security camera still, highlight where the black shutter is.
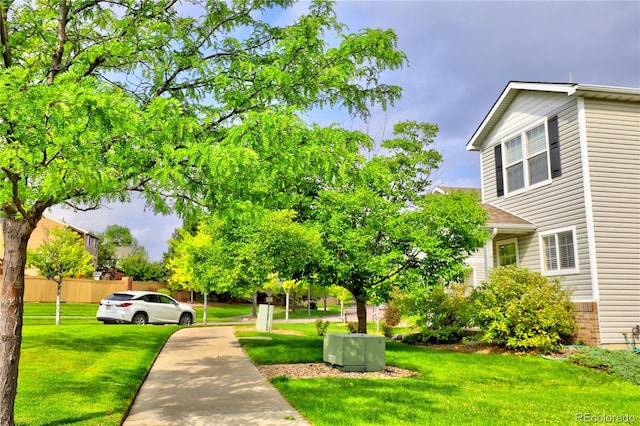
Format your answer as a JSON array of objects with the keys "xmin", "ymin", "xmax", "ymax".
[
  {"xmin": 548, "ymin": 115, "xmax": 562, "ymax": 178},
  {"xmin": 494, "ymin": 144, "xmax": 504, "ymax": 197}
]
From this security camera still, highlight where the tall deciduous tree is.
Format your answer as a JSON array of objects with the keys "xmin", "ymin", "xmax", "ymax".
[
  {"xmin": 27, "ymin": 227, "xmax": 94, "ymax": 325},
  {"xmin": 0, "ymin": 0, "xmax": 405, "ymax": 422}
]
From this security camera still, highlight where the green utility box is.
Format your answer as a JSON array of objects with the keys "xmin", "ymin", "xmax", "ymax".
[{"xmin": 323, "ymin": 334, "xmax": 385, "ymax": 372}]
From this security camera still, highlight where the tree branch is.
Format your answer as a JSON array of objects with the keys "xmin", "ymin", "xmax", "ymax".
[
  {"xmin": 48, "ymin": 0, "xmax": 70, "ymax": 84},
  {"xmin": 0, "ymin": 0, "xmax": 12, "ymax": 68}
]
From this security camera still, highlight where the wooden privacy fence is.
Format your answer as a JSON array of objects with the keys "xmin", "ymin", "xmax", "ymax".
[{"xmin": 9, "ymin": 276, "xmax": 168, "ymax": 304}]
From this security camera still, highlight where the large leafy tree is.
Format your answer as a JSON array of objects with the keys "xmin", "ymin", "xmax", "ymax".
[
  {"xmin": 313, "ymin": 122, "xmax": 489, "ymax": 332},
  {"xmin": 27, "ymin": 227, "xmax": 94, "ymax": 325},
  {"xmin": 0, "ymin": 0, "xmax": 405, "ymax": 422}
]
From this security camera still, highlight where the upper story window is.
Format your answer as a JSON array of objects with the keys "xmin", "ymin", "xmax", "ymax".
[
  {"xmin": 85, "ymin": 235, "xmax": 98, "ymax": 249},
  {"xmin": 494, "ymin": 116, "xmax": 561, "ymax": 197},
  {"xmin": 503, "ymin": 122, "xmax": 550, "ymax": 194}
]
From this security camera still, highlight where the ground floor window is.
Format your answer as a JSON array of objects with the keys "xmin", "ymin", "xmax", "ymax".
[
  {"xmin": 497, "ymin": 238, "xmax": 518, "ymax": 267},
  {"xmin": 539, "ymin": 227, "xmax": 578, "ymax": 275}
]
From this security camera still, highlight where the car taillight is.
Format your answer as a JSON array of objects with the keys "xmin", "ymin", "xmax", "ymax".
[{"xmin": 116, "ymin": 302, "xmax": 132, "ymax": 307}]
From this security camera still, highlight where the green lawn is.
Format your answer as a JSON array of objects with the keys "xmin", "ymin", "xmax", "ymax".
[
  {"xmin": 272, "ymin": 304, "xmax": 342, "ymax": 320},
  {"xmin": 237, "ymin": 323, "xmax": 640, "ymax": 426},
  {"xmin": 17, "ymin": 304, "xmax": 640, "ymax": 425},
  {"xmin": 17, "ymin": 324, "xmax": 175, "ymax": 426},
  {"xmin": 22, "ymin": 301, "xmax": 343, "ymax": 325}
]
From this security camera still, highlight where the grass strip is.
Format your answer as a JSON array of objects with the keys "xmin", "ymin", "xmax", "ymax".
[{"xmin": 238, "ymin": 324, "xmax": 640, "ymax": 425}]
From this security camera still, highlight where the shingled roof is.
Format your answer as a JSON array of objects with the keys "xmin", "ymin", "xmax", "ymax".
[{"xmin": 481, "ymin": 204, "xmax": 536, "ymax": 234}]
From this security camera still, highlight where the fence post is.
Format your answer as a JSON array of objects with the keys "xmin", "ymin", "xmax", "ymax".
[{"xmin": 123, "ymin": 277, "xmax": 133, "ymax": 291}]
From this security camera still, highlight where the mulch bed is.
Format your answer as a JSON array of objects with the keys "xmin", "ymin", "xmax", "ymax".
[{"xmin": 258, "ymin": 363, "xmax": 418, "ymax": 380}]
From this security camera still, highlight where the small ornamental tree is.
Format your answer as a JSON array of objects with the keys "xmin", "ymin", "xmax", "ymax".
[
  {"xmin": 313, "ymin": 122, "xmax": 489, "ymax": 332},
  {"xmin": 27, "ymin": 227, "xmax": 94, "ymax": 325},
  {"xmin": 471, "ymin": 265, "xmax": 577, "ymax": 352}
]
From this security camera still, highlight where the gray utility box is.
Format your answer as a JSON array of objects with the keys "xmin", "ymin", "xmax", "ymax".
[{"xmin": 323, "ymin": 333, "xmax": 385, "ymax": 372}]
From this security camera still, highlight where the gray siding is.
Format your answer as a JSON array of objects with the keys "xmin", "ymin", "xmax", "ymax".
[
  {"xmin": 584, "ymin": 98, "xmax": 640, "ymax": 345},
  {"xmin": 479, "ymin": 92, "xmax": 594, "ymax": 299}
]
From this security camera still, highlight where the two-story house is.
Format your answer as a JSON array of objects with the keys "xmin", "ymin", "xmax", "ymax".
[
  {"xmin": 0, "ymin": 215, "xmax": 99, "ymax": 276},
  {"xmin": 466, "ymin": 81, "xmax": 639, "ymax": 347}
]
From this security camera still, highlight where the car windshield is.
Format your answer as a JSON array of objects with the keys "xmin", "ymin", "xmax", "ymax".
[{"xmin": 105, "ymin": 293, "xmax": 134, "ymax": 301}]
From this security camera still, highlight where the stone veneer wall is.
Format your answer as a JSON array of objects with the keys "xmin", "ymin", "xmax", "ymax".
[{"xmin": 573, "ymin": 301, "xmax": 601, "ymax": 346}]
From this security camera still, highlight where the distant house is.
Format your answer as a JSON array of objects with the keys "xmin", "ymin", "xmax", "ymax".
[
  {"xmin": 466, "ymin": 81, "xmax": 640, "ymax": 347},
  {"xmin": 0, "ymin": 215, "xmax": 99, "ymax": 276}
]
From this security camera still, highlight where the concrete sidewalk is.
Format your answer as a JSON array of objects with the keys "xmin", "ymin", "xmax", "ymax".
[{"xmin": 123, "ymin": 326, "xmax": 310, "ymax": 426}]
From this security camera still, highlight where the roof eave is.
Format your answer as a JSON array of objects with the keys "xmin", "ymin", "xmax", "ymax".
[{"xmin": 484, "ymin": 223, "xmax": 537, "ymax": 235}]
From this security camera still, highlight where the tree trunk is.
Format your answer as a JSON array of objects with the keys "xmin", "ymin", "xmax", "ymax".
[
  {"xmin": 1, "ymin": 216, "xmax": 36, "ymax": 426},
  {"xmin": 202, "ymin": 292, "xmax": 208, "ymax": 326},
  {"xmin": 356, "ymin": 297, "xmax": 368, "ymax": 333},
  {"xmin": 251, "ymin": 291, "xmax": 257, "ymax": 318},
  {"xmin": 285, "ymin": 290, "xmax": 290, "ymax": 323},
  {"xmin": 56, "ymin": 280, "xmax": 62, "ymax": 326}
]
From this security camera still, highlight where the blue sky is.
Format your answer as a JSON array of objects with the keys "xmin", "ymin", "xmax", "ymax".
[{"xmin": 49, "ymin": 0, "xmax": 640, "ymax": 261}]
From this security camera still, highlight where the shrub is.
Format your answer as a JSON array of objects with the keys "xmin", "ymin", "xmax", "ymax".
[
  {"xmin": 346, "ymin": 322, "xmax": 358, "ymax": 333},
  {"xmin": 382, "ymin": 305, "xmax": 401, "ymax": 326},
  {"xmin": 568, "ymin": 348, "xmax": 640, "ymax": 385},
  {"xmin": 395, "ymin": 283, "xmax": 472, "ymax": 344},
  {"xmin": 402, "ymin": 333, "xmax": 427, "ymax": 346},
  {"xmin": 381, "ymin": 322, "xmax": 394, "ymax": 339},
  {"xmin": 315, "ymin": 319, "xmax": 329, "ymax": 336},
  {"xmin": 471, "ymin": 266, "xmax": 577, "ymax": 352},
  {"xmin": 156, "ymin": 288, "xmax": 171, "ymax": 296}
]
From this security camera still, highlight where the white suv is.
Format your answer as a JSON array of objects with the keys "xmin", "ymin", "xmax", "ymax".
[{"xmin": 97, "ymin": 291, "xmax": 196, "ymax": 325}]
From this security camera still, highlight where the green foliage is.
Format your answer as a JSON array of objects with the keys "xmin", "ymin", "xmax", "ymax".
[
  {"xmin": 399, "ymin": 332, "xmax": 427, "ymax": 346},
  {"xmin": 2, "ymin": 0, "xmax": 409, "ymax": 418},
  {"xmin": 568, "ymin": 348, "xmax": 640, "ymax": 386},
  {"xmin": 314, "ymin": 319, "xmax": 330, "ymax": 336},
  {"xmin": 396, "ymin": 283, "xmax": 473, "ymax": 344},
  {"xmin": 97, "ymin": 225, "xmax": 140, "ymax": 271},
  {"xmin": 471, "ymin": 266, "xmax": 577, "ymax": 352},
  {"xmin": 382, "ymin": 304, "xmax": 401, "ymax": 326},
  {"xmin": 381, "ymin": 322, "xmax": 394, "ymax": 339},
  {"xmin": 313, "ymin": 127, "xmax": 488, "ymax": 333},
  {"xmin": 28, "ymin": 227, "xmax": 95, "ymax": 283},
  {"xmin": 168, "ymin": 208, "xmax": 324, "ymax": 299},
  {"xmin": 119, "ymin": 248, "xmax": 166, "ymax": 282}
]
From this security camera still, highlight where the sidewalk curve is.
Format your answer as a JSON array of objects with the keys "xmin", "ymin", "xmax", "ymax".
[{"xmin": 123, "ymin": 326, "xmax": 310, "ymax": 426}]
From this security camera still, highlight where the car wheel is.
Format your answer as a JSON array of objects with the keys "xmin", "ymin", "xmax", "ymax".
[
  {"xmin": 132, "ymin": 313, "xmax": 147, "ymax": 325},
  {"xmin": 179, "ymin": 313, "xmax": 193, "ymax": 326}
]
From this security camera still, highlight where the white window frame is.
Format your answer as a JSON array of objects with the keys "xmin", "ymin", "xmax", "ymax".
[
  {"xmin": 501, "ymin": 119, "xmax": 552, "ymax": 196},
  {"xmin": 538, "ymin": 226, "xmax": 579, "ymax": 276},
  {"xmin": 496, "ymin": 238, "xmax": 519, "ymax": 267}
]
